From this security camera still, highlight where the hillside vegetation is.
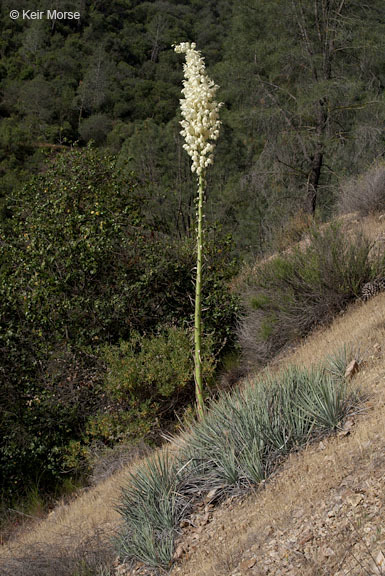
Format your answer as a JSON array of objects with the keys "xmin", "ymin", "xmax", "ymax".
[
  {"xmin": 0, "ymin": 215, "xmax": 384, "ymax": 576},
  {"xmin": 1, "ymin": 0, "xmax": 385, "ymax": 246},
  {"xmin": 1, "ymin": 0, "xmax": 385, "ymax": 572},
  {"xmin": 170, "ymin": 293, "xmax": 385, "ymax": 576}
]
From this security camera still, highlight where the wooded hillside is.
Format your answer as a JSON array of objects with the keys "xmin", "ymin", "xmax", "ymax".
[{"xmin": 1, "ymin": 0, "xmax": 385, "ymax": 516}]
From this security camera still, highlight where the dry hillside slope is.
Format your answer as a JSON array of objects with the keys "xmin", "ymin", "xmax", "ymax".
[
  {"xmin": 171, "ymin": 293, "xmax": 385, "ymax": 576},
  {"xmin": 1, "ymin": 215, "xmax": 384, "ymax": 576}
]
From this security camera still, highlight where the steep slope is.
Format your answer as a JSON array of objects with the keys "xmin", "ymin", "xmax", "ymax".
[
  {"xmin": 1, "ymin": 216, "xmax": 384, "ymax": 576},
  {"xmin": 170, "ymin": 293, "xmax": 385, "ymax": 576}
]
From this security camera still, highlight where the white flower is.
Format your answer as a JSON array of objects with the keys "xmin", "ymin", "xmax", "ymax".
[{"xmin": 174, "ymin": 42, "xmax": 222, "ymax": 176}]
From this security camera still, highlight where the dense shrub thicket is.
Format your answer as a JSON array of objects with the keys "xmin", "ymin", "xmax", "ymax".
[
  {"xmin": 0, "ymin": 147, "xmax": 239, "ymax": 499},
  {"xmin": 238, "ymin": 225, "xmax": 384, "ymax": 367},
  {"xmin": 1, "ymin": 1, "xmax": 385, "ymax": 250},
  {"xmin": 117, "ymin": 354, "xmax": 358, "ymax": 570}
]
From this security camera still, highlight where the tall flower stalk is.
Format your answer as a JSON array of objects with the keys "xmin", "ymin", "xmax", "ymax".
[{"xmin": 174, "ymin": 42, "xmax": 221, "ymax": 418}]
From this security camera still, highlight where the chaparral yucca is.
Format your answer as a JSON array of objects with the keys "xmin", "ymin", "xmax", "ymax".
[{"xmin": 174, "ymin": 42, "xmax": 222, "ymax": 417}]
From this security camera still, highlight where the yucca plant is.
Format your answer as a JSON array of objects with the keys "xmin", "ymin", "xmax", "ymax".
[
  {"xmin": 326, "ymin": 344, "xmax": 361, "ymax": 380},
  {"xmin": 117, "ymin": 357, "xmax": 359, "ymax": 573},
  {"xmin": 297, "ymin": 371, "xmax": 350, "ymax": 430},
  {"xmin": 176, "ymin": 361, "xmax": 355, "ymax": 495},
  {"xmin": 117, "ymin": 451, "xmax": 189, "ymax": 569},
  {"xmin": 174, "ymin": 42, "xmax": 222, "ymax": 418}
]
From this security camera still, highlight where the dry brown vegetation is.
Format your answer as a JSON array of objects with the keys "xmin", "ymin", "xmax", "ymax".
[
  {"xmin": 1, "ymin": 215, "xmax": 384, "ymax": 576},
  {"xmin": 0, "ymin": 466, "xmax": 128, "ymax": 575},
  {"xmin": 338, "ymin": 161, "xmax": 385, "ymax": 216}
]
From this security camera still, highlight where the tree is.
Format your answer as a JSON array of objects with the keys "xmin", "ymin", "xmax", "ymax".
[
  {"xmin": 221, "ymin": 0, "xmax": 385, "ymax": 220},
  {"xmin": 74, "ymin": 45, "xmax": 110, "ymax": 129}
]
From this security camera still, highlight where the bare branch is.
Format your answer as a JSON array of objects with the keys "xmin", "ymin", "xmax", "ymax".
[{"xmin": 257, "ymin": 76, "xmax": 310, "ymax": 163}]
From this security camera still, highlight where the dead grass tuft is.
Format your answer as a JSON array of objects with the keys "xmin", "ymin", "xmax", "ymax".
[{"xmin": 338, "ymin": 161, "xmax": 385, "ymax": 216}]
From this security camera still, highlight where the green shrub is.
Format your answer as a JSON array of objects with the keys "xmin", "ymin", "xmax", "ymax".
[
  {"xmin": 238, "ymin": 224, "xmax": 383, "ymax": 366},
  {"xmin": 0, "ymin": 146, "xmax": 142, "ymax": 497},
  {"xmin": 0, "ymin": 146, "xmax": 239, "ymax": 499},
  {"xmin": 87, "ymin": 327, "xmax": 216, "ymax": 444}
]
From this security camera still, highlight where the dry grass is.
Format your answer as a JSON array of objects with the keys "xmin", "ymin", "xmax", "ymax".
[
  {"xmin": 0, "ymin": 461, "xmax": 141, "ymax": 575},
  {"xmin": 338, "ymin": 161, "xmax": 385, "ymax": 216},
  {"xmin": 170, "ymin": 293, "xmax": 385, "ymax": 576},
  {"xmin": 1, "ymin": 214, "xmax": 384, "ymax": 576}
]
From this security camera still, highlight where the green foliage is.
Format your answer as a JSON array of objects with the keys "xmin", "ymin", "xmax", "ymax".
[
  {"xmin": 87, "ymin": 327, "xmax": 216, "ymax": 444},
  {"xmin": 213, "ymin": 0, "xmax": 385, "ymax": 244},
  {"xmin": 5, "ymin": 146, "xmax": 143, "ymax": 345},
  {"xmin": 79, "ymin": 115, "xmax": 113, "ymax": 145},
  {"xmin": 0, "ymin": 146, "xmax": 238, "ymax": 498},
  {"xmin": 104, "ymin": 329, "xmax": 204, "ymax": 401},
  {"xmin": 239, "ymin": 225, "xmax": 382, "ymax": 365},
  {"xmin": 117, "ymin": 451, "xmax": 189, "ymax": 569},
  {"xmin": 1, "ymin": 0, "xmax": 385, "ymax": 248},
  {"xmin": 0, "ymin": 148, "xmax": 137, "ymax": 493},
  {"xmin": 177, "ymin": 364, "xmax": 348, "ymax": 492},
  {"xmin": 325, "ymin": 344, "xmax": 362, "ymax": 381},
  {"xmin": 296, "ymin": 374, "xmax": 350, "ymax": 431},
  {"xmin": 0, "ymin": 0, "xmax": 228, "ymax": 207},
  {"xmin": 117, "ymin": 357, "xmax": 359, "ymax": 570}
]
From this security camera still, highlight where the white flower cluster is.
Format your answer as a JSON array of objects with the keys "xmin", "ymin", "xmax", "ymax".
[{"xmin": 174, "ymin": 42, "xmax": 222, "ymax": 176}]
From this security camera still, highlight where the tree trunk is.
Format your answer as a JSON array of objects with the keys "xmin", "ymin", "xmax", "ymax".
[
  {"xmin": 307, "ymin": 97, "xmax": 328, "ymax": 215},
  {"xmin": 307, "ymin": 150, "xmax": 323, "ymax": 215}
]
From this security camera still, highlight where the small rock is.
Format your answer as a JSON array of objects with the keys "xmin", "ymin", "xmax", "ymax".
[
  {"xmin": 346, "ymin": 493, "xmax": 364, "ymax": 507},
  {"xmin": 340, "ymin": 418, "xmax": 354, "ymax": 437},
  {"xmin": 345, "ymin": 359, "xmax": 359, "ymax": 379},
  {"xmin": 173, "ymin": 544, "xmax": 185, "ymax": 560},
  {"xmin": 239, "ymin": 557, "xmax": 257, "ymax": 571},
  {"xmin": 205, "ymin": 487, "xmax": 220, "ymax": 502},
  {"xmin": 375, "ymin": 550, "xmax": 385, "ymax": 570}
]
